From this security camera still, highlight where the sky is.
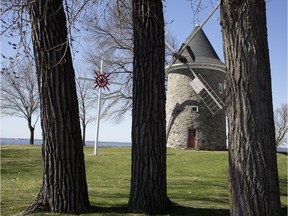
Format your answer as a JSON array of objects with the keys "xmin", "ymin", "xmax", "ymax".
[{"xmin": 1, "ymin": 0, "xmax": 287, "ymax": 147}]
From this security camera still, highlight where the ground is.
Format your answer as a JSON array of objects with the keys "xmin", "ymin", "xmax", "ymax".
[{"xmin": 1, "ymin": 146, "xmax": 287, "ymax": 216}]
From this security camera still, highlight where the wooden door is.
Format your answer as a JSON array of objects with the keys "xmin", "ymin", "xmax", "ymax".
[{"xmin": 187, "ymin": 128, "xmax": 197, "ymax": 148}]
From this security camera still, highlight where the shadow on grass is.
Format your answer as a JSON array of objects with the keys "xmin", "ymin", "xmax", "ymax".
[
  {"xmin": 169, "ymin": 203, "xmax": 229, "ymax": 216},
  {"xmin": 88, "ymin": 205, "xmax": 127, "ymax": 214},
  {"xmin": 170, "ymin": 206, "xmax": 287, "ymax": 216},
  {"xmin": 87, "ymin": 204, "xmax": 287, "ymax": 216},
  {"xmin": 281, "ymin": 207, "xmax": 288, "ymax": 216},
  {"xmin": 87, "ymin": 204, "xmax": 230, "ymax": 216}
]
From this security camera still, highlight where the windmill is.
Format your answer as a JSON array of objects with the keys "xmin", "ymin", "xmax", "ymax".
[
  {"xmin": 165, "ymin": 2, "xmax": 226, "ymax": 150},
  {"xmin": 165, "ymin": 2, "xmax": 224, "ymax": 115}
]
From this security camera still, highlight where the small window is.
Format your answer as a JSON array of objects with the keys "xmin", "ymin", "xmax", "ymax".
[
  {"xmin": 192, "ymin": 106, "xmax": 198, "ymax": 112},
  {"xmin": 218, "ymin": 83, "xmax": 223, "ymax": 94}
]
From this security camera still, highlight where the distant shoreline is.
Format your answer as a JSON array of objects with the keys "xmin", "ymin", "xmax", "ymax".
[
  {"xmin": 0, "ymin": 138, "xmax": 131, "ymax": 147},
  {"xmin": 1, "ymin": 137, "xmax": 287, "ymax": 153}
]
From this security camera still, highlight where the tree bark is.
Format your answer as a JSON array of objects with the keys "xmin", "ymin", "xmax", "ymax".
[
  {"xmin": 20, "ymin": 0, "xmax": 90, "ymax": 214},
  {"xmin": 128, "ymin": 0, "xmax": 169, "ymax": 214},
  {"xmin": 220, "ymin": 1, "xmax": 281, "ymax": 215}
]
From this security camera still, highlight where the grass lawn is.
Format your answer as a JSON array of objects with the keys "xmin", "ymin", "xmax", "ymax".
[{"xmin": 1, "ymin": 145, "xmax": 287, "ymax": 216}]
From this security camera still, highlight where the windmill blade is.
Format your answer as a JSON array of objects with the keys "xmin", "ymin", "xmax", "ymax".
[
  {"xmin": 164, "ymin": 37, "xmax": 178, "ymax": 54},
  {"xmin": 165, "ymin": 36, "xmax": 189, "ymax": 68},
  {"xmin": 178, "ymin": 1, "xmax": 220, "ymax": 56},
  {"xmin": 190, "ymin": 74, "xmax": 224, "ymax": 115},
  {"xmin": 185, "ymin": 45, "xmax": 195, "ymax": 61},
  {"xmin": 184, "ymin": 63, "xmax": 224, "ymax": 115},
  {"xmin": 78, "ymin": 77, "xmax": 94, "ymax": 81},
  {"xmin": 165, "ymin": 1, "xmax": 220, "ymax": 74}
]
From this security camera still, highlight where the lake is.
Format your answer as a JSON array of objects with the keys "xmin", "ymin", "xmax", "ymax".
[
  {"xmin": 1, "ymin": 137, "xmax": 286, "ymax": 153},
  {"xmin": 0, "ymin": 138, "xmax": 131, "ymax": 147}
]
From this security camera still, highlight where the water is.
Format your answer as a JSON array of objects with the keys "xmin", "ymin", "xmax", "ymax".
[
  {"xmin": 277, "ymin": 147, "xmax": 288, "ymax": 154},
  {"xmin": 1, "ymin": 138, "xmax": 286, "ymax": 153},
  {"xmin": 0, "ymin": 138, "xmax": 131, "ymax": 147}
]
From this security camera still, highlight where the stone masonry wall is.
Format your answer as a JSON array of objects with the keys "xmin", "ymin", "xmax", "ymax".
[{"xmin": 166, "ymin": 66, "xmax": 226, "ymax": 150}]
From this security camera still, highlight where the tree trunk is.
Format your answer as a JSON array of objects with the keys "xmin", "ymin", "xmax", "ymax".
[
  {"xmin": 28, "ymin": 117, "xmax": 34, "ymax": 145},
  {"xmin": 128, "ymin": 0, "xmax": 169, "ymax": 214},
  {"xmin": 29, "ymin": 126, "xmax": 34, "ymax": 145},
  {"xmin": 220, "ymin": 1, "xmax": 281, "ymax": 215},
  {"xmin": 20, "ymin": 0, "xmax": 90, "ymax": 214},
  {"xmin": 82, "ymin": 124, "xmax": 86, "ymax": 146}
]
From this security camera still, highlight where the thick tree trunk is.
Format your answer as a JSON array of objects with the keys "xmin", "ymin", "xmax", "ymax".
[
  {"xmin": 220, "ymin": 1, "xmax": 281, "ymax": 215},
  {"xmin": 128, "ymin": 0, "xmax": 169, "ymax": 214},
  {"xmin": 20, "ymin": 0, "xmax": 90, "ymax": 214}
]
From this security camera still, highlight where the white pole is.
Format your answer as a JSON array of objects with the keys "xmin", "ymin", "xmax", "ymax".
[
  {"xmin": 78, "ymin": 59, "xmax": 123, "ymax": 155},
  {"xmin": 94, "ymin": 58, "xmax": 103, "ymax": 155}
]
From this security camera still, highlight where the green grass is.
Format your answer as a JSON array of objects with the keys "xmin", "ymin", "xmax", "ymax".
[{"xmin": 1, "ymin": 146, "xmax": 287, "ymax": 215}]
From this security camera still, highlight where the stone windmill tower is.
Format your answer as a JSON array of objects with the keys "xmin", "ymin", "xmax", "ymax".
[{"xmin": 166, "ymin": 26, "xmax": 226, "ymax": 150}]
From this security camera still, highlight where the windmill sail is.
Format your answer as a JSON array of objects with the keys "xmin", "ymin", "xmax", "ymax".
[
  {"xmin": 192, "ymin": 74, "xmax": 224, "ymax": 114},
  {"xmin": 166, "ymin": 21, "xmax": 226, "ymax": 115},
  {"xmin": 190, "ymin": 77, "xmax": 204, "ymax": 94},
  {"xmin": 165, "ymin": 2, "xmax": 220, "ymax": 74},
  {"xmin": 187, "ymin": 65, "xmax": 224, "ymax": 115}
]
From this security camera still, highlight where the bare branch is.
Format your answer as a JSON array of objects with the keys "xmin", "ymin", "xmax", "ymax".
[
  {"xmin": 84, "ymin": 0, "xmax": 176, "ymax": 123},
  {"xmin": 1, "ymin": 58, "xmax": 40, "ymax": 144},
  {"xmin": 1, "ymin": 58, "xmax": 39, "ymax": 120},
  {"xmin": 274, "ymin": 104, "xmax": 288, "ymax": 147}
]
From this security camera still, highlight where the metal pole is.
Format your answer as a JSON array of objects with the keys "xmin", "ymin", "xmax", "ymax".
[
  {"xmin": 78, "ymin": 69, "xmax": 123, "ymax": 155},
  {"xmin": 94, "ymin": 58, "xmax": 103, "ymax": 155}
]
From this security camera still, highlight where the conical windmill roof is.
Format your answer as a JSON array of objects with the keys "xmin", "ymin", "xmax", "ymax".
[{"xmin": 177, "ymin": 25, "xmax": 224, "ymax": 66}]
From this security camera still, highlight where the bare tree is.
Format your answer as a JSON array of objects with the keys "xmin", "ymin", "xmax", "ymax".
[
  {"xmin": 1, "ymin": 59, "xmax": 40, "ymax": 144},
  {"xmin": 274, "ymin": 104, "xmax": 288, "ymax": 147},
  {"xmin": 1, "ymin": 0, "xmax": 34, "ymax": 64},
  {"xmin": 76, "ymin": 72, "xmax": 97, "ymax": 146},
  {"xmin": 84, "ymin": 0, "xmax": 177, "ymax": 122},
  {"xmin": 221, "ymin": 0, "xmax": 281, "ymax": 215},
  {"xmin": 84, "ymin": 0, "xmax": 133, "ymax": 122}
]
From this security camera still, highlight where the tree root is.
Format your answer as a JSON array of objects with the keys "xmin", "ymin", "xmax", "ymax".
[
  {"xmin": 16, "ymin": 197, "xmax": 47, "ymax": 216},
  {"xmin": 16, "ymin": 192, "xmax": 91, "ymax": 216}
]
